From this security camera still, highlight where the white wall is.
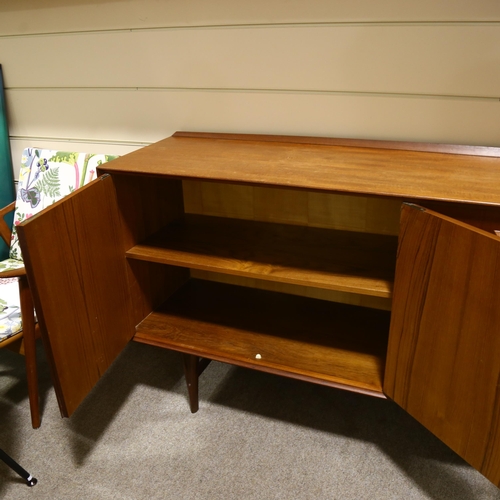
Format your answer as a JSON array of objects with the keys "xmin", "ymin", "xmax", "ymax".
[{"xmin": 1, "ymin": 0, "xmax": 500, "ymax": 179}]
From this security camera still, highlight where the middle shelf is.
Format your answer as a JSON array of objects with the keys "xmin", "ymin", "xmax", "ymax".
[{"xmin": 126, "ymin": 214, "xmax": 398, "ymax": 298}]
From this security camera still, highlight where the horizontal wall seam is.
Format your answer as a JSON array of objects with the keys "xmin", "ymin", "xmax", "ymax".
[
  {"xmin": 1, "ymin": 20, "xmax": 500, "ymax": 38},
  {"xmin": 6, "ymin": 86, "xmax": 500, "ymax": 102}
]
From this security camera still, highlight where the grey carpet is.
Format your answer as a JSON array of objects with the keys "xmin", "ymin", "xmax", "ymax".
[{"xmin": 1, "ymin": 341, "xmax": 500, "ymax": 500}]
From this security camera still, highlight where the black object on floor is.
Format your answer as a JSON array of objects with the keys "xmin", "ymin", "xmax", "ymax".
[{"xmin": 0, "ymin": 447, "xmax": 37, "ymax": 486}]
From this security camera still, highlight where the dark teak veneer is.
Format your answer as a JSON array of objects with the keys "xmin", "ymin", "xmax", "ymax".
[{"xmin": 17, "ymin": 132, "xmax": 500, "ymax": 486}]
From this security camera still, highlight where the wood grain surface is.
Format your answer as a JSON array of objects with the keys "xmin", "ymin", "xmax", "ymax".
[
  {"xmin": 126, "ymin": 214, "xmax": 397, "ymax": 297},
  {"xmin": 189, "ymin": 270, "xmax": 393, "ymax": 311},
  {"xmin": 109, "ymin": 174, "xmax": 189, "ymax": 325},
  {"xmin": 384, "ymin": 203, "xmax": 500, "ymax": 486},
  {"xmin": 17, "ymin": 176, "xmax": 135, "ymax": 417},
  {"xmin": 135, "ymin": 279, "xmax": 390, "ymax": 397},
  {"xmin": 100, "ymin": 133, "xmax": 500, "ymax": 205},
  {"xmin": 182, "ymin": 180, "xmax": 402, "ymax": 235}
]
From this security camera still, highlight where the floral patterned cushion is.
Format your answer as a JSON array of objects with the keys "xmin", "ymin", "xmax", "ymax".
[
  {"xmin": 0, "ymin": 149, "xmax": 118, "ymax": 342},
  {"xmin": 0, "ymin": 258, "xmax": 25, "ymax": 272},
  {"xmin": 0, "ymin": 278, "xmax": 22, "ymax": 341},
  {"xmin": 9, "ymin": 148, "xmax": 119, "ymax": 261}
]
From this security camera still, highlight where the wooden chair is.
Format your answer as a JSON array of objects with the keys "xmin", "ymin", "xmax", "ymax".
[
  {"xmin": 0, "ymin": 201, "xmax": 39, "ymax": 428},
  {"xmin": 0, "ymin": 149, "xmax": 118, "ymax": 428}
]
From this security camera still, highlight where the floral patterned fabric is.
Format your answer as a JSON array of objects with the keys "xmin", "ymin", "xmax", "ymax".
[
  {"xmin": 0, "ymin": 278, "xmax": 22, "ymax": 340},
  {"xmin": 9, "ymin": 149, "xmax": 119, "ymax": 262},
  {"xmin": 0, "ymin": 148, "xmax": 118, "ymax": 342},
  {"xmin": 0, "ymin": 258, "xmax": 24, "ymax": 273}
]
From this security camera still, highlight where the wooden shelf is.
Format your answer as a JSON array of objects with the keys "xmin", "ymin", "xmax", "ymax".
[
  {"xmin": 126, "ymin": 214, "xmax": 397, "ymax": 298},
  {"xmin": 134, "ymin": 279, "xmax": 390, "ymax": 397}
]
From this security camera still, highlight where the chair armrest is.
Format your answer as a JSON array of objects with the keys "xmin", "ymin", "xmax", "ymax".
[
  {"xmin": 0, "ymin": 266, "xmax": 26, "ymax": 278},
  {"xmin": 0, "ymin": 201, "xmax": 15, "ymax": 248}
]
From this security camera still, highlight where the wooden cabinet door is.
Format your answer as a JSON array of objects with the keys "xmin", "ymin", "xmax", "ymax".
[
  {"xmin": 384, "ymin": 203, "xmax": 500, "ymax": 486},
  {"xmin": 17, "ymin": 175, "xmax": 135, "ymax": 417}
]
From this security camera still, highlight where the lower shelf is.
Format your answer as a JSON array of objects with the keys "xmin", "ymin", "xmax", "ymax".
[{"xmin": 134, "ymin": 279, "xmax": 390, "ymax": 397}]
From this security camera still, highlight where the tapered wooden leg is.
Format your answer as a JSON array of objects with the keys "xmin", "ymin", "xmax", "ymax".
[
  {"xmin": 18, "ymin": 276, "xmax": 40, "ymax": 429},
  {"xmin": 182, "ymin": 354, "xmax": 200, "ymax": 413},
  {"xmin": 182, "ymin": 354, "xmax": 212, "ymax": 413}
]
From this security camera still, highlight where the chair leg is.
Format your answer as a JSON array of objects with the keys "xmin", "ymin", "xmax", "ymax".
[
  {"xmin": 0, "ymin": 448, "xmax": 37, "ymax": 486},
  {"xmin": 182, "ymin": 354, "xmax": 211, "ymax": 413},
  {"xmin": 18, "ymin": 276, "xmax": 40, "ymax": 429}
]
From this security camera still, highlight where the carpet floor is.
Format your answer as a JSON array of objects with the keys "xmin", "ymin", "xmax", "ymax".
[{"xmin": 1, "ymin": 341, "xmax": 500, "ymax": 499}]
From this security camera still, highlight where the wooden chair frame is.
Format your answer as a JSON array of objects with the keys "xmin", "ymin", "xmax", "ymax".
[{"xmin": 0, "ymin": 201, "xmax": 41, "ymax": 429}]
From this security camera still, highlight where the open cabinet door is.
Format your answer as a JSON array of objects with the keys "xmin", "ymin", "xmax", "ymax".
[
  {"xmin": 384, "ymin": 203, "xmax": 500, "ymax": 486},
  {"xmin": 17, "ymin": 175, "xmax": 135, "ymax": 417}
]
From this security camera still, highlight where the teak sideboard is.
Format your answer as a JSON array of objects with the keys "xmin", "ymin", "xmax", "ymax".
[{"xmin": 17, "ymin": 132, "xmax": 500, "ymax": 486}]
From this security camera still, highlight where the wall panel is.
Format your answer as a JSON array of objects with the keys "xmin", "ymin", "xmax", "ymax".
[
  {"xmin": 8, "ymin": 88, "xmax": 500, "ymax": 142},
  {"xmin": 1, "ymin": 1, "xmax": 499, "ymax": 180},
  {"xmin": 0, "ymin": 0, "xmax": 499, "ymax": 35},
  {"xmin": 1, "ymin": 26, "xmax": 500, "ymax": 98}
]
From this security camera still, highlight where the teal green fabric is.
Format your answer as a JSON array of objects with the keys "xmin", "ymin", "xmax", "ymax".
[{"xmin": 0, "ymin": 65, "xmax": 15, "ymax": 260}]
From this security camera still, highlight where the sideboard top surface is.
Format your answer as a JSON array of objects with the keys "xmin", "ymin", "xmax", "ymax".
[{"xmin": 100, "ymin": 132, "xmax": 500, "ymax": 206}]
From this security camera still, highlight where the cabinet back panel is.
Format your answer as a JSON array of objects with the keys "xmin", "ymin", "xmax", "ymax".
[
  {"xmin": 183, "ymin": 179, "xmax": 398, "ymax": 309},
  {"xmin": 183, "ymin": 180, "xmax": 401, "ymax": 235},
  {"xmin": 190, "ymin": 270, "xmax": 392, "ymax": 311}
]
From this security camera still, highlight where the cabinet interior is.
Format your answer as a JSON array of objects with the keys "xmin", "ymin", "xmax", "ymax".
[{"xmin": 117, "ymin": 176, "xmax": 401, "ymax": 397}]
